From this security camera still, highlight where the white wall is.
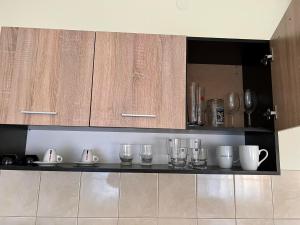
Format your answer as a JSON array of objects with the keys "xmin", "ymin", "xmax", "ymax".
[
  {"xmin": 278, "ymin": 127, "xmax": 300, "ymax": 170},
  {"xmin": 0, "ymin": 0, "xmax": 291, "ymax": 40}
]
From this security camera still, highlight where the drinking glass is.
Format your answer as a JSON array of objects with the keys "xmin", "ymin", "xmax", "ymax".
[
  {"xmin": 190, "ymin": 147, "xmax": 207, "ymax": 169},
  {"xmin": 119, "ymin": 144, "xmax": 133, "ymax": 166},
  {"xmin": 244, "ymin": 89, "xmax": 257, "ymax": 127},
  {"xmin": 140, "ymin": 144, "xmax": 153, "ymax": 166},
  {"xmin": 167, "ymin": 138, "xmax": 173, "ymax": 167},
  {"xmin": 167, "ymin": 138, "xmax": 188, "ymax": 167},
  {"xmin": 171, "ymin": 147, "xmax": 188, "ymax": 168},
  {"xmin": 197, "ymin": 86, "xmax": 205, "ymax": 126},
  {"xmin": 187, "ymin": 82, "xmax": 198, "ymax": 125},
  {"xmin": 227, "ymin": 92, "xmax": 240, "ymax": 127}
]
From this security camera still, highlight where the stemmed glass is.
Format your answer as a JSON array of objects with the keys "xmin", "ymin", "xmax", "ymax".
[
  {"xmin": 227, "ymin": 92, "xmax": 240, "ymax": 127},
  {"xmin": 244, "ymin": 89, "xmax": 257, "ymax": 127}
]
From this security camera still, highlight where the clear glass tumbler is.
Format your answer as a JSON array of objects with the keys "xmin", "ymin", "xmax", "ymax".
[
  {"xmin": 119, "ymin": 144, "xmax": 133, "ymax": 166},
  {"xmin": 140, "ymin": 144, "xmax": 153, "ymax": 166},
  {"xmin": 171, "ymin": 147, "xmax": 188, "ymax": 168},
  {"xmin": 190, "ymin": 147, "xmax": 207, "ymax": 169}
]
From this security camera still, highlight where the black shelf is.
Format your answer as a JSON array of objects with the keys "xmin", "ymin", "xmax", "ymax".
[
  {"xmin": 27, "ymin": 125, "xmax": 274, "ymax": 135},
  {"xmin": 186, "ymin": 125, "xmax": 274, "ymax": 134},
  {"xmin": 0, "ymin": 163, "xmax": 280, "ymax": 175}
]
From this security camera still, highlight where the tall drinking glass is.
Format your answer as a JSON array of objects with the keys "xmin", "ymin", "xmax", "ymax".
[
  {"xmin": 244, "ymin": 89, "xmax": 257, "ymax": 127},
  {"xmin": 227, "ymin": 92, "xmax": 240, "ymax": 127}
]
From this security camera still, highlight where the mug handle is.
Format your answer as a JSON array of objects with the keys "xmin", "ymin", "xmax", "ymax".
[
  {"xmin": 92, "ymin": 155, "xmax": 99, "ymax": 162},
  {"xmin": 258, "ymin": 149, "xmax": 269, "ymax": 166},
  {"xmin": 56, "ymin": 155, "xmax": 63, "ymax": 163}
]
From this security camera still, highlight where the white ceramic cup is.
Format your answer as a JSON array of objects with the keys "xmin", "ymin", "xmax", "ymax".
[
  {"xmin": 43, "ymin": 149, "xmax": 63, "ymax": 163},
  {"xmin": 216, "ymin": 146, "xmax": 234, "ymax": 169},
  {"xmin": 81, "ymin": 149, "xmax": 99, "ymax": 163},
  {"xmin": 239, "ymin": 145, "xmax": 268, "ymax": 171}
]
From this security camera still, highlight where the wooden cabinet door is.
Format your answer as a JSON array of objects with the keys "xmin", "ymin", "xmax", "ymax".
[
  {"xmin": 0, "ymin": 27, "xmax": 95, "ymax": 126},
  {"xmin": 270, "ymin": 0, "xmax": 300, "ymax": 130},
  {"xmin": 90, "ymin": 32, "xmax": 186, "ymax": 129}
]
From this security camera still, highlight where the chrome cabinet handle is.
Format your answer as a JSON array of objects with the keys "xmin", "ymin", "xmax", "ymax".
[
  {"xmin": 21, "ymin": 110, "xmax": 57, "ymax": 115},
  {"xmin": 121, "ymin": 113, "xmax": 156, "ymax": 118}
]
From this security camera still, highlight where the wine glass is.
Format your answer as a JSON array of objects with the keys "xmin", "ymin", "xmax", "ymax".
[
  {"xmin": 227, "ymin": 92, "xmax": 240, "ymax": 127},
  {"xmin": 244, "ymin": 89, "xmax": 257, "ymax": 127}
]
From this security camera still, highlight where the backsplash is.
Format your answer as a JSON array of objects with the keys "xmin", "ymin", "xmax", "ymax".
[
  {"xmin": 0, "ymin": 170, "xmax": 299, "ymax": 225},
  {"xmin": 25, "ymin": 128, "xmax": 244, "ymax": 164}
]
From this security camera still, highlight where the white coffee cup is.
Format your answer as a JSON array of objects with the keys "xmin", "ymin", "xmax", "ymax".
[
  {"xmin": 216, "ymin": 146, "xmax": 234, "ymax": 169},
  {"xmin": 81, "ymin": 149, "xmax": 99, "ymax": 163},
  {"xmin": 239, "ymin": 145, "xmax": 268, "ymax": 171},
  {"xmin": 43, "ymin": 149, "xmax": 63, "ymax": 163}
]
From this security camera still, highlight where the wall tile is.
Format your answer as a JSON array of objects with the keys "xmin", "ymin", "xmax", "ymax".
[
  {"xmin": 236, "ymin": 219, "xmax": 274, "ymax": 225},
  {"xmin": 78, "ymin": 218, "xmax": 118, "ymax": 225},
  {"xmin": 119, "ymin": 173, "xmax": 158, "ymax": 217},
  {"xmin": 36, "ymin": 217, "xmax": 77, "ymax": 225},
  {"xmin": 0, "ymin": 170, "xmax": 40, "ymax": 216},
  {"xmin": 197, "ymin": 175, "xmax": 235, "ymax": 218},
  {"xmin": 0, "ymin": 217, "xmax": 36, "ymax": 225},
  {"xmin": 274, "ymin": 220, "xmax": 300, "ymax": 225},
  {"xmin": 198, "ymin": 219, "xmax": 236, "ymax": 225},
  {"xmin": 273, "ymin": 171, "xmax": 300, "ymax": 218},
  {"xmin": 158, "ymin": 218, "xmax": 197, "ymax": 225},
  {"xmin": 78, "ymin": 173, "xmax": 119, "ymax": 217},
  {"xmin": 37, "ymin": 171, "xmax": 81, "ymax": 217},
  {"xmin": 235, "ymin": 175, "xmax": 273, "ymax": 218},
  {"xmin": 118, "ymin": 218, "xmax": 157, "ymax": 225},
  {"xmin": 159, "ymin": 174, "xmax": 196, "ymax": 218}
]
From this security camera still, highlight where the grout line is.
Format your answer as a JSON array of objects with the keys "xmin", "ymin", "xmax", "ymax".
[
  {"xmin": 156, "ymin": 173, "xmax": 159, "ymax": 221},
  {"xmin": 270, "ymin": 175, "xmax": 275, "ymax": 221},
  {"xmin": 233, "ymin": 175, "xmax": 237, "ymax": 221},
  {"xmin": 195, "ymin": 174, "xmax": 198, "ymax": 220},
  {"xmin": 76, "ymin": 172, "xmax": 83, "ymax": 224},
  {"xmin": 34, "ymin": 171, "xmax": 42, "ymax": 225},
  {"xmin": 118, "ymin": 173, "xmax": 121, "ymax": 219},
  {"xmin": 157, "ymin": 173, "xmax": 160, "ymax": 219}
]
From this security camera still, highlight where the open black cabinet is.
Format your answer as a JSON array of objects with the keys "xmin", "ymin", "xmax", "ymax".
[{"xmin": 186, "ymin": 37, "xmax": 279, "ymax": 174}]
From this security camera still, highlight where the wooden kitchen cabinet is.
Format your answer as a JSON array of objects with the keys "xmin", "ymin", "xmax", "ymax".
[
  {"xmin": 270, "ymin": 0, "xmax": 300, "ymax": 131},
  {"xmin": 2, "ymin": 0, "xmax": 300, "ymax": 174},
  {"xmin": 0, "ymin": 27, "xmax": 95, "ymax": 126},
  {"xmin": 90, "ymin": 32, "xmax": 186, "ymax": 129}
]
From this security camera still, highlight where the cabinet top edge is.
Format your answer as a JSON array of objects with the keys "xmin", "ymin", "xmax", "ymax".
[
  {"xmin": 0, "ymin": 26, "xmax": 187, "ymax": 38},
  {"xmin": 187, "ymin": 36, "xmax": 270, "ymax": 44}
]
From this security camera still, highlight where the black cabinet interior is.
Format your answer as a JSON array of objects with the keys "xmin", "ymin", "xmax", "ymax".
[
  {"xmin": 187, "ymin": 37, "xmax": 278, "ymax": 173},
  {"xmin": 0, "ymin": 125, "xmax": 27, "ymax": 157}
]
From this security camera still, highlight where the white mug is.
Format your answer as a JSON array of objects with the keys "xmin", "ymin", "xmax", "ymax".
[
  {"xmin": 216, "ymin": 146, "xmax": 234, "ymax": 169},
  {"xmin": 43, "ymin": 149, "xmax": 63, "ymax": 163},
  {"xmin": 239, "ymin": 145, "xmax": 268, "ymax": 171},
  {"xmin": 81, "ymin": 149, "xmax": 99, "ymax": 163}
]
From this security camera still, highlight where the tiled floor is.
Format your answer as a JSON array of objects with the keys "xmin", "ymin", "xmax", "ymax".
[{"xmin": 0, "ymin": 170, "xmax": 300, "ymax": 225}]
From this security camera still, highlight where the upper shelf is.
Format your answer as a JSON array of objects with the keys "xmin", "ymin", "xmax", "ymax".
[
  {"xmin": 26, "ymin": 125, "xmax": 274, "ymax": 135},
  {"xmin": 186, "ymin": 125, "xmax": 274, "ymax": 134}
]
